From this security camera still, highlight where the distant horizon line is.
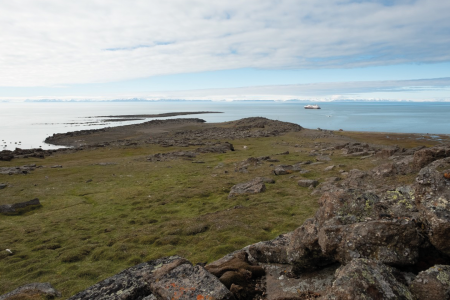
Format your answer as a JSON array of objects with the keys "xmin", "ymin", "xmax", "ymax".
[{"xmin": 1, "ymin": 99, "xmax": 450, "ymax": 103}]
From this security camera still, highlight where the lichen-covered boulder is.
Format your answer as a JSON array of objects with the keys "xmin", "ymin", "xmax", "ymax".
[
  {"xmin": 410, "ymin": 265, "xmax": 450, "ymax": 300},
  {"xmin": 318, "ymin": 218, "xmax": 422, "ymax": 266},
  {"xmin": 247, "ymin": 232, "xmax": 292, "ymax": 264},
  {"xmin": 323, "ymin": 258, "xmax": 414, "ymax": 300},
  {"xmin": 415, "ymin": 157, "xmax": 450, "ymax": 256},
  {"xmin": 287, "ymin": 218, "xmax": 335, "ymax": 273},
  {"xmin": 69, "ymin": 256, "xmax": 235, "ymax": 300}
]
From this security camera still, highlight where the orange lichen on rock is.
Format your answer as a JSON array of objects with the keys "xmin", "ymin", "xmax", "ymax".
[{"xmin": 444, "ymin": 173, "xmax": 450, "ymax": 179}]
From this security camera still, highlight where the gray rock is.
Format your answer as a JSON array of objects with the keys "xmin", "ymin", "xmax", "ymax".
[
  {"xmin": 0, "ymin": 282, "xmax": 61, "ymax": 300},
  {"xmin": 147, "ymin": 151, "xmax": 197, "ymax": 162},
  {"xmin": 248, "ymin": 232, "xmax": 293, "ymax": 264},
  {"xmin": 298, "ymin": 179, "xmax": 319, "ymax": 188},
  {"xmin": 323, "ymin": 258, "xmax": 414, "ymax": 299},
  {"xmin": 0, "ymin": 198, "xmax": 41, "ymax": 215},
  {"xmin": 228, "ymin": 178, "xmax": 266, "ymax": 198},
  {"xmin": 318, "ymin": 218, "xmax": 422, "ymax": 266},
  {"xmin": 0, "ymin": 183, "xmax": 6, "ymax": 189},
  {"xmin": 0, "ymin": 166, "xmax": 35, "ymax": 175},
  {"xmin": 273, "ymin": 164, "xmax": 302, "ymax": 175},
  {"xmin": 324, "ymin": 165, "xmax": 335, "ymax": 171},
  {"xmin": 316, "ymin": 155, "xmax": 331, "ymax": 161}
]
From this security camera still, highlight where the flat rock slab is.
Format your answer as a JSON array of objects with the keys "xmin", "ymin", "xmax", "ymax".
[
  {"xmin": 68, "ymin": 256, "xmax": 234, "ymax": 300},
  {"xmin": 263, "ymin": 263, "xmax": 338, "ymax": 299},
  {"xmin": 228, "ymin": 178, "xmax": 266, "ymax": 198},
  {"xmin": 0, "ymin": 198, "xmax": 41, "ymax": 215}
]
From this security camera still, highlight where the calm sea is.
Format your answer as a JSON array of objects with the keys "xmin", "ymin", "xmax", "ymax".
[{"xmin": 1, "ymin": 101, "xmax": 449, "ymax": 151}]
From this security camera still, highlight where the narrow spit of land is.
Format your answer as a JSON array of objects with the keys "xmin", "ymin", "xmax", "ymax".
[{"xmin": 1, "ymin": 116, "xmax": 450, "ymax": 298}]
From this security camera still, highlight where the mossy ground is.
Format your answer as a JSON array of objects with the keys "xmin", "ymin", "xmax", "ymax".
[{"xmin": 0, "ymin": 130, "xmax": 444, "ymax": 297}]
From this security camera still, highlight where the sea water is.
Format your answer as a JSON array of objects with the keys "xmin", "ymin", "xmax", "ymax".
[{"xmin": 1, "ymin": 101, "xmax": 449, "ymax": 151}]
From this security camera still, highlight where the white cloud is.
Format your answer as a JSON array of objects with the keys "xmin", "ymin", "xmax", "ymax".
[{"xmin": 1, "ymin": 0, "xmax": 449, "ymax": 86}]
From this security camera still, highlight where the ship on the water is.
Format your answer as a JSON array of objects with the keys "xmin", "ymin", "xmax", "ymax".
[{"xmin": 304, "ymin": 104, "xmax": 321, "ymax": 109}]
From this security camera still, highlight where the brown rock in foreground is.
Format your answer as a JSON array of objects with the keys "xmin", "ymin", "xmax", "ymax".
[{"xmin": 410, "ymin": 265, "xmax": 450, "ymax": 300}]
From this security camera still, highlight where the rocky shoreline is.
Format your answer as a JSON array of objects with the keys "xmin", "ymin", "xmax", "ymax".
[{"xmin": 2, "ymin": 117, "xmax": 450, "ymax": 299}]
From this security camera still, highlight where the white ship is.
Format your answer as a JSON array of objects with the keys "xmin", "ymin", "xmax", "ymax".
[{"xmin": 304, "ymin": 104, "xmax": 321, "ymax": 109}]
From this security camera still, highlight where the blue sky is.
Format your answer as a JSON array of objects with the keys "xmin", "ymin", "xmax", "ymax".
[{"xmin": 1, "ymin": 0, "xmax": 449, "ymax": 101}]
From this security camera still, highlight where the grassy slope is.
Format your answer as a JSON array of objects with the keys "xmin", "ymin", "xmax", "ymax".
[{"xmin": 0, "ymin": 130, "xmax": 444, "ymax": 297}]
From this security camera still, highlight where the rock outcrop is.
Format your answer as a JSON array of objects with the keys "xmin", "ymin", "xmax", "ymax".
[{"xmin": 68, "ymin": 256, "xmax": 235, "ymax": 300}]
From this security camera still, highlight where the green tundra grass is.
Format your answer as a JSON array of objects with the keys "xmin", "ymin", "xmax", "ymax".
[{"xmin": 0, "ymin": 130, "xmax": 446, "ymax": 297}]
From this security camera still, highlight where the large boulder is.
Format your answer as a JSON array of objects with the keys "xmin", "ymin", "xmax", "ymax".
[
  {"xmin": 414, "ymin": 157, "xmax": 450, "ymax": 256},
  {"xmin": 287, "ymin": 218, "xmax": 335, "ymax": 273},
  {"xmin": 410, "ymin": 265, "xmax": 450, "ymax": 300},
  {"xmin": 413, "ymin": 146, "xmax": 450, "ymax": 170},
  {"xmin": 228, "ymin": 178, "xmax": 266, "ymax": 198},
  {"xmin": 323, "ymin": 259, "xmax": 414, "ymax": 300},
  {"xmin": 318, "ymin": 218, "xmax": 422, "ymax": 266},
  {"xmin": 69, "ymin": 256, "xmax": 235, "ymax": 300},
  {"xmin": 247, "ymin": 232, "xmax": 292, "ymax": 264}
]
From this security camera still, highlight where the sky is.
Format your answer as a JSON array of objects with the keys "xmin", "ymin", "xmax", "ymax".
[{"xmin": 1, "ymin": 0, "xmax": 450, "ymax": 101}]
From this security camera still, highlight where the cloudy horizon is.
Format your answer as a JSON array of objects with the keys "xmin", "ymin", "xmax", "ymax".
[{"xmin": 1, "ymin": 0, "xmax": 449, "ymax": 101}]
